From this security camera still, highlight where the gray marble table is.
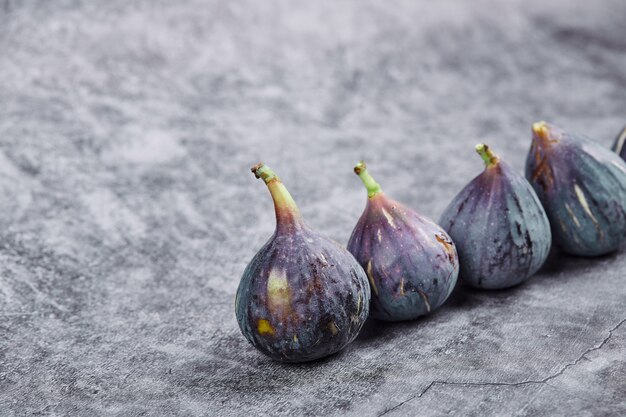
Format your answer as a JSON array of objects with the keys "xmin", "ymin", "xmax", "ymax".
[{"xmin": 1, "ymin": 0, "xmax": 625, "ymax": 415}]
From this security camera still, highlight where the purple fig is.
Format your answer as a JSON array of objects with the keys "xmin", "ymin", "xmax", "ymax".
[
  {"xmin": 526, "ymin": 122, "xmax": 626, "ymax": 256},
  {"xmin": 439, "ymin": 145, "xmax": 551, "ymax": 289},
  {"xmin": 611, "ymin": 125, "xmax": 626, "ymax": 161},
  {"xmin": 347, "ymin": 162, "xmax": 459, "ymax": 321},
  {"xmin": 235, "ymin": 163, "xmax": 370, "ymax": 362}
]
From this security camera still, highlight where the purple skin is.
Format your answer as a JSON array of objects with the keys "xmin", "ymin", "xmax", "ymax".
[
  {"xmin": 347, "ymin": 162, "xmax": 459, "ymax": 321},
  {"xmin": 439, "ymin": 145, "xmax": 552, "ymax": 289},
  {"xmin": 235, "ymin": 164, "xmax": 370, "ymax": 363}
]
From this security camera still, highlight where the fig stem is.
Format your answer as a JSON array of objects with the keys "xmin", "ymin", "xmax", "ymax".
[
  {"xmin": 354, "ymin": 161, "xmax": 382, "ymax": 198},
  {"xmin": 251, "ymin": 162, "xmax": 279, "ymax": 184},
  {"xmin": 532, "ymin": 121, "xmax": 553, "ymax": 146},
  {"xmin": 475, "ymin": 144, "xmax": 499, "ymax": 167},
  {"xmin": 251, "ymin": 162, "xmax": 302, "ymax": 224},
  {"xmin": 532, "ymin": 121, "xmax": 548, "ymax": 138}
]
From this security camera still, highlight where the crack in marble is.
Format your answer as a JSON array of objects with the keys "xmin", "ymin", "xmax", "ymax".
[{"xmin": 378, "ymin": 318, "xmax": 626, "ymax": 416}]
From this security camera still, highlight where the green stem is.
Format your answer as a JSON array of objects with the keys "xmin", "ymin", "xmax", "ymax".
[
  {"xmin": 475, "ymin": 144, "xmax": 499, "ymax": 167},
  {"xmin": 354, "ymin": 161, "xmax": 382, "ymax": 198},
  {"xmin": 251, "ymin": 162, "xmax": 278, "ymax": 184},
  {"xmin": 251, "ymin": 162, "xmax": 301, "ymax": 222}
]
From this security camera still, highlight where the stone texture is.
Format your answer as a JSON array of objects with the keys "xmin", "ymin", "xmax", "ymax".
[{"xmin": 0, "ymin": 0, "xmax": 625, "ymax": 415}]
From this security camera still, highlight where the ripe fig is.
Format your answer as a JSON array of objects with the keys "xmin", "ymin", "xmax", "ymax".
[
  {"xmin": 526, "ymin": 122, "xmax": 626, "ymax": 256},
  {"xmin": 347, "ymin": 162, "xmax": 459, "ymax": 321},
  {"xmin": 439, "ymin": 144, "xmax": 551, "ymax": 289},
  {"xmin": 611, "ymin": 125, "xmax": 626, "ymax": 161},
  {"xmin": 235, "ymin": 163, "xmax": 370, "ymax": 363}
]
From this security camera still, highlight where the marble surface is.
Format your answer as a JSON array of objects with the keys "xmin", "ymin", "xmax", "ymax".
[{"xmin": 0, "ymin": 0, "xmax": 625, "ymax": 415}]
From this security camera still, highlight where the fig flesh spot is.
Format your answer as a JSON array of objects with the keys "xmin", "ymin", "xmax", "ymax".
[
  {"xmin": 526, "ymin": 122, "xmax": 626, "ymax": 256},
  {"xmin": 347, "ymin": 162, "xmax": 459, "ymax": 321},
  {"xmin": 439, "ymin": 144, "xmax": 551, "ymax": 289},
  {"xmin": 611, "ymin": 125, "xmax": 626, "ymax": 161},
  {"xmin": 236, "ymin": 163, "xmax": 370, "ymax": 363}
]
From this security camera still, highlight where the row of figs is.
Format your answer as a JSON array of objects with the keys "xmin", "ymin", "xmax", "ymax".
[{"xmin": 236, "ymin": 122, "xmax": 626, "ymax": 363}]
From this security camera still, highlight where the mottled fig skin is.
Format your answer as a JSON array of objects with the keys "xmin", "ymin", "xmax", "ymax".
[
  {"xmin": 611, "ymin": 125, "xmax": 626, "ymax": 161},
  {"xmin": 439, "ymin": 145, "xmax": 551, "ymax": 289},
  {"xmin": 526, "ymin": 122, "xmax": 626, "ymax": 256},
  {"xmin": 236, "ymin": 163, "xmax": 370, "ymax": 363},
  {"xmin": 347, "ymin": 162, "xmax": 458, "ymax": 321}
]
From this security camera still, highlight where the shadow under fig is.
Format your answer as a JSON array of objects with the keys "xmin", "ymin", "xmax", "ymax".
[
  {"xmin": 536, "ymin": 246, "xmax": 621, "ymax": 275},
  {"xmin": 354, "ymin": 296, "xmax": 460, "ymax": 344},
  {"xmin": 199, "ymin": 246, "xmax": 625, "ymax": 382},
  {"xmin": 354, "ymin": 245, "xmax": 624, "ymax": 346}
]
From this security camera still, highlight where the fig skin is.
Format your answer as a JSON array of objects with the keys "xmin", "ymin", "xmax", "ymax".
[
  {"xmin": 611, "ymin": 125, "xmax": 626, "ymax": 161},
  {"xmin": 347, "ymin": 162, "xmax": 459, "ymax": 321},
  {"xmin": 236, "ymin": 163, "xmax": 370, "ymax": 363},
  {"xmin": 526, "ymin": 122, "xmax": 626, "ymax": 256},
  {"xmin": 439, "ymin": 144, "xmax": 551, "ymax": 289}
]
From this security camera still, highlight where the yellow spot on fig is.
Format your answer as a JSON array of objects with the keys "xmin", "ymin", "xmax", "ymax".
[
  {"xmin": 574, "ymin": 184, "xmax": 598, "ymax": 225},
  {"xmin": 615, "ymin": 129, "xmax": 626, "ymax": 154},
  {"xmin": 381, "ymin": 208, "xmax": 396, "ymax": 228},
  {"xmin": 418, "ymin": 290, "xmax": 431, "ymax": 312},
  {"xmin": 399, "ymin": 278, "xmax": 405, "ymax": 296},
  {"xmin": 435, "ymin": 233, "xmax": 456, "ymax": 263},
  {"xmin": 366, "ymin": 260, "xmax": 379, "ymax": 296},
  {"xmin": 328, "ymin": 321, "xmax": 339, "ymax": 335},
  {"xmin": 319, "ymin": 253, "xmax": 328, "ymax": 264},
  {"xmin": 293, "ymin": 335, "xmax": 298, "ymax": 342},
  {"xmin": 564, "ymin": 203, "xmax": 581, "ymax": 228},
  {"xmin": 257, "ymin": 319, "xmax": 275, "ymax": 335},
  {"xmin": 267, "ymin": 269, "xmax": 291, "ymax": 312}
]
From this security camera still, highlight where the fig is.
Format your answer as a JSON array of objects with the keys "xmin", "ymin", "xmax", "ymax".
[
  {"xmin": 235, "ymin": 163, "xmax": 370, "ymax": 363},
  {"xmin": 439, "ymin": 144, "xmax": 551, "ymax": 289},
  {"xmin": 611, "ymin": 125, "xmax": 626, "ymax": 161},
  {"xmin": 347, "ymin": 162, "xmax": 459, "ymax": 321},
  {"xmin": 526, "ymin": 122, "xmax": 626, "ymax": 256}
]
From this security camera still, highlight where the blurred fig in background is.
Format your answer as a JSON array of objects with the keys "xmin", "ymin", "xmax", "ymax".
[
  {"xmin": 526, "ymin": 122, "xmax": 626, "ymax": 256},
  {"xmin": 348, "ymin": 162, "xmax": 458, "ymax": 321},
  {"xmin": 236, "ymin": 163, "xmax": 370, "ymax": 362},
  {"xmin": 440, "ymin": 144, "xmax": 551, "ymax": 289}
]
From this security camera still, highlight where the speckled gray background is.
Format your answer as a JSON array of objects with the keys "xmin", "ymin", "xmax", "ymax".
[{"xmin": 0, "ymin": 0, "xmax": 625, "ymax": 416}]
